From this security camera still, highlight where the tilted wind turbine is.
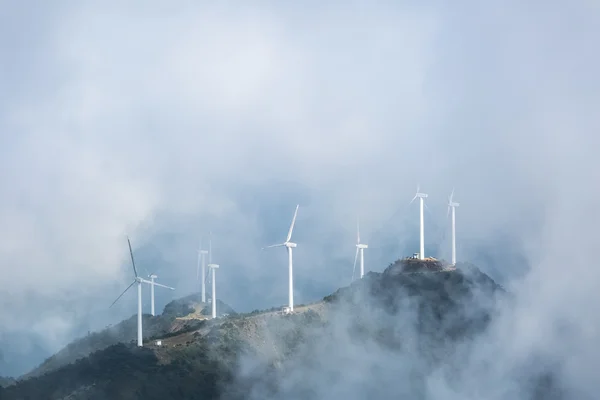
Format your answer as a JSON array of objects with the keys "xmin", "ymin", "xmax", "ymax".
[
  {"xmin": 410, "ymin": 185, "xmax": 428, "ymax": 260},
  {"xmin": 110, "ymin": 237, "xmax": 174, "ymax": 346},
  {"xmin": 447, "ymin": 189, "xmax": 460, "ymax": 265},
  {"xmin": 352, "ymin": 218, "xmax": 368, "ymax": 281},
  {"xmin": 262, "ymin": 204, "xmax": 299, "ymax": 312}
]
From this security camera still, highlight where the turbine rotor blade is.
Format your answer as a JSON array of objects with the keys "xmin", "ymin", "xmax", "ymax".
[
  {"xmin": 196, "ymin": 250, "xmax": 201, "ymax": 280},
  {"xmin": 109, "ymin": 280, "xmax": 136, "ymax": 308},
  {"xmin": 447, "ymin": 205, "xmax": 451, "ymax": 218},
  {"xmin": 262, "ymin": 243, "xmax": 286, "ymax": 250},
  {"xmin": 286, "ymin": 204, "xmax": 299, "ymax": 242},
  {"xmin": 352, "ymin": 247, "xmax": 359, "ymax": 282},
  {"xmin": 209, "ymin": 231, "xmax": 212, "ymax": 264},
  {"xmin": 424, "ymin": 202, "xmax": 434, "ymax": 216},
  {"xmin": 127, "ymin": 237, "xmax": 138, "ymax": 278},
  {"xmin": 357, "ymin": 217, "xmax": 360, "ymax": 244},
  {"xmin": 197, "ymin": 236, "xmax": 203, "ymax": 280},
  {"xmin": 151, "ymin": 281, "xmax": 175, "ymax": 290},
  {"xmin": 409, "ymin": 195, "xmax": 417, "ymax": 204}
]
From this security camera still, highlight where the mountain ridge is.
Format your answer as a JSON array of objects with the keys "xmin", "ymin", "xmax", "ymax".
[{"xmin": 3, "ymin": 261, "xmax": 549, "ymax": 400}]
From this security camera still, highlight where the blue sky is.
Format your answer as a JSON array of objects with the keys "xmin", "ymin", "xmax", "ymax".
[{"xmin": 1, "ymin": 1, "xmax": 599, "ymax": 385}]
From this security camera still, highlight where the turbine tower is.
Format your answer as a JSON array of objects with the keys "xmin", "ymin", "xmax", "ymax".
[
  {"xmin": 352, "ymin": 218, "xmax": 368, "ymax": 280},
  {"xmin": 263, "ymin": 204, "xmax": 299, "ymax": 312},
  {"xmin": 196, "ymin": 238, "xmax": 209, "ymax": 303},
  {"xmin": 149, "ymin": 274, "xmax": 157, "ymax": 316},
  {"xmin": 447, "ymin": 189, "xmax": 460, "ymax": 265},
  {"xmin": 110, "ymin": 237, "xmax": 174, "ymax": 346},
  {"xmin": 208, "ymin": 263, "xmax": 219, "ymax": 318},
  {"xmin": 410, "ymin": 185, "xmax": 428, "ymax": 260}
]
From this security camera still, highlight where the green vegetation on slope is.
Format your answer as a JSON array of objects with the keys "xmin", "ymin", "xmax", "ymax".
[{"xmin": 3, "ymin": 342, "xmax": 228, "ymax": 399}]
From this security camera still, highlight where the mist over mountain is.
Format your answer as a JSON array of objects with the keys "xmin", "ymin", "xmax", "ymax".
[
  {"xmin": 1, "ymin": 1, "xmax": 600, "ymax": 399},
  {"xmin": 0, "ymin": 262, "xmax": 571, "ymax": 399}
]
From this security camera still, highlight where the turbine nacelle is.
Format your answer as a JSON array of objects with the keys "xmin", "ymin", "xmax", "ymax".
[
  {"xmin": 285, "ymin": 242, "xmax": 297, "ymax": 248},
  {"xmin": 410, "ymin": 185, "xmax": 429, "ymax": 204},
  {"xmin": 208, "ymin": 263, "xmax": 220, "ymax": 269},
  {"xmin": 149, "ymin": 274, "xmax": 158, "ymax": 279},
  {"xmin": 356, "ymin": 244, "xmax": 368, "ymax": 249},
  {"xmin": 199, "ymin": 250, "xmax": 209, "ymax": 255},
  {"xmin": 449, "ymin": 201, "xmax": 460, "ymax": 207}
]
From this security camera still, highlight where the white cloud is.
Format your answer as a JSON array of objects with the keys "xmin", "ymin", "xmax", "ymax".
[{"xmin": 1, "ymin": 1, "xmax": 599, "ymax": 386}]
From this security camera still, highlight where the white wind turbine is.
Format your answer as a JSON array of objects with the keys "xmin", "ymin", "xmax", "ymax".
[
  {"xmin": 352, "ymin": 218, "xmax": 368, "ymax": 281},
  {"xmin": 447, "ymin": 189, "xmax": 460, "ymax": 265},
  {"xmin": 208, "ymin": 262, "xmax": 219, "ymax": 318},
  {"xmin": 262, "ymin": 204, "xmax": 299, "ymax": 312},
  {"xmin": 196, "ymin": 237, "xmax": 209, "ymax": 303},
  {"xmin": 110, "ymin": 237, "xmax": 175, "ymax": 347},
  {"xmin": 409, "ymin": 185, "xmax": 428, "ymax": 260}
]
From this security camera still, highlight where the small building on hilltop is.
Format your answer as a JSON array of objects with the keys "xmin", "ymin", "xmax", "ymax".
[{"xmin": 384, "ymin": 255, "xmax": 455, "ymax": 276}]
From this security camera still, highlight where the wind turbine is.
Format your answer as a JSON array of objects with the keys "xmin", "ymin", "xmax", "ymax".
[
  {"xmin": 447, "ymin": 189, "xmax": 460, "ymax": 265},
  {"xmin": 196, "ymin": 238, "xmax": 209, "ymax": 303},
  {"xmin": 352, "ymin": 218, "xmax": 368, "ymax": 281},
  {"xmin": 208, "ymin": 263, "xmax": 219, "ymax": 318},
  {"xmin": 110, "ymin": 237, "xmax": 174, "ymax": 347},
  {"xmin": 410, "ymin": 185, "xmax": 428, "ymax": 260},
  {"xmin": 262, "ymin": 204, "xmax": 299, "ymax": 312}
]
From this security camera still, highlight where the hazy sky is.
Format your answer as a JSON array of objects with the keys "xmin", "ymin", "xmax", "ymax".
[{"xmin": 1, "ymin": 1, "xmax": 599, "ymax": 380}]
